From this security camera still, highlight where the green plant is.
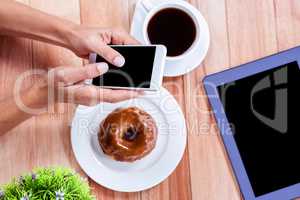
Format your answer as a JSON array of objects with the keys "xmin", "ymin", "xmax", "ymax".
[{"xmin": 0, "ymin": 167, "xmax": 95, "ymax": 200}]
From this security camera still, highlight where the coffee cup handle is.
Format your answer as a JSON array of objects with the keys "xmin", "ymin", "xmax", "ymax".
[{"xmin": 141, "ymin": 0, "xmax": 155, "ymax": 12}]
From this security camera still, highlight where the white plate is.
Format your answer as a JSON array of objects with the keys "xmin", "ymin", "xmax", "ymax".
[
  {"xmin": 71, "ymin": 87, "xmax": 187, "ymax": 192},
  {"xmin": 130, "ymin": 0, "xmax": 210, "ymax": 77}
]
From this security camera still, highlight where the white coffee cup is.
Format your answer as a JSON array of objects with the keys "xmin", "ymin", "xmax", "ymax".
[{"xmin": 141, "ymin": 0, "xmax": 202, "ymax": 62}]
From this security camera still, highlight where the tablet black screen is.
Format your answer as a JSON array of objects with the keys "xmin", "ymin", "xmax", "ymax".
[{"xmin": 217, "ymin": 61, "xmax": 300, "ymax": 197}]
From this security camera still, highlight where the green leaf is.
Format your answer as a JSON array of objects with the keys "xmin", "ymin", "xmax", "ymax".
[{"xmin": 0, "ymin": 167, "xmax": 94, "ymax": 200}]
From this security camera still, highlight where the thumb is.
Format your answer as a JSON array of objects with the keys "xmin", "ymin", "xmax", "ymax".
[{"xmin": 96, "ymin": 45, "xmax": 125, "ymax": 67}]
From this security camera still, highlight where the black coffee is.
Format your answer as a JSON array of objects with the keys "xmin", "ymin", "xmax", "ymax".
[{"xmin": 147, "ymin": 8, "xmax": 197, "ymax": 57}]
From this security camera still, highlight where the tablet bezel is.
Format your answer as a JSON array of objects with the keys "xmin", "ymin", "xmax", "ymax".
[{"xmin": 203, "ymin": 45, "xmax": 300, "ymax": 200}]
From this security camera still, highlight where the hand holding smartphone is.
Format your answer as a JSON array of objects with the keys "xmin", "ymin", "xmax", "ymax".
[{"xmin": 88, "ymin": 45, "xmax": 166, "ymax": 91}]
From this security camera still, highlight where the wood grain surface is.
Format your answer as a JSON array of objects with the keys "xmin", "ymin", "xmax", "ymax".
[{"xmin": 1, "ymin": 0, "xmax": 300, "ymax": 200}]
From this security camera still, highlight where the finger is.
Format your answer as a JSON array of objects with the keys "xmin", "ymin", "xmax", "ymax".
[
  {"xmin": 100, "ymin": 89, "xmax": 142, "ymax": 103},
  {"xmin": 112, "ymin": 29, "xmax": 140, "ymax": 45},
  {"xmin": 52, "ymin": 63, "xmax": 108, "ymax": 86},
  {"xmin": 95, "ymin": 45, "xmax": 125, "ymax": 67},
  {"xmin": 67, "ymin": 86, "xmax": 142, "ymax": 106}
]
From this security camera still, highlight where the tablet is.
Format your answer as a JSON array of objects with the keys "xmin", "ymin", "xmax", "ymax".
[{"xmin": 204, "ymin": 45, "xmax": 300, "ymax": 200}]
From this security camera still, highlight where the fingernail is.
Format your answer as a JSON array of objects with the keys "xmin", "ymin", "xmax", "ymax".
[
  {"xmin": 113, "ymin": 56, "xmax": 125, "ymax": 67},
  {"xmin": 97, "ymin": 63, "xmax": 109, "ymax": 73}
]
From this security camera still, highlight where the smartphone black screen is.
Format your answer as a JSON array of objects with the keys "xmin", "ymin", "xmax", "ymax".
[
  {"xmin": 92, "ymin": 46, "xmax": 156, "ymax": 88},
  {"xmin": 217, "ymin": 61, "xmax": 300, "ymax": 197}
]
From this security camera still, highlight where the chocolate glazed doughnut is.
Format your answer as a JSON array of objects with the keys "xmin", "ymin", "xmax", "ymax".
[{"xmin": 98, "ymin": 107, "xmax": 157, "ymax": 162}]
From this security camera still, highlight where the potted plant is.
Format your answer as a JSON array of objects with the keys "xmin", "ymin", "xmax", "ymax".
[{"xmin": 0, "ymin": 167, "xmax": 95, "ymax": 200}]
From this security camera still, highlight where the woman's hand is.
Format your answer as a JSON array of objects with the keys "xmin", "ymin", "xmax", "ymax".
[
  {"xmin": 0, "ymin": 1, "xmax": 143, "ymax": 134},
  {"xmin": 33, "ymin": 63, "xmax": 142, "ymax": 107},
  {"xmin": 66, "ymin": 27, "xmax": 139, "ymax": 66},
  {"xmin": 0, "ymin": 1, "xmax": 139, "ymax": 65},
  {"xmin": 0, "ymin": 63, "xmax": 142, "ymax": 134}
]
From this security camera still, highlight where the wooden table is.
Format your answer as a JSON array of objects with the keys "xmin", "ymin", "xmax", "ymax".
[{"xmin": 1, "ymin": 0, "xmax": 300, "ymax": 199}]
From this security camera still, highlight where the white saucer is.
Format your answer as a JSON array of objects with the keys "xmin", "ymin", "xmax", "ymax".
[
  {"xmin": 130, "ymin": 0, "xmax": 210, "ymax": 77},
  {"xmin": 71, "ymin": 87, "xmax": 187, "ymax": 192}
]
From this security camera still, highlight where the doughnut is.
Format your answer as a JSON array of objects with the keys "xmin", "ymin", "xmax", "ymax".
[{"xmin": 98, "ymin": 107, "xmax": 157, "ymax": 162}]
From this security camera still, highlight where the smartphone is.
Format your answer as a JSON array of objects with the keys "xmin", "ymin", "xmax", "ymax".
[{"xmin": 88, "ymin": 45, "xmax": 167, "ymax": 91}]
